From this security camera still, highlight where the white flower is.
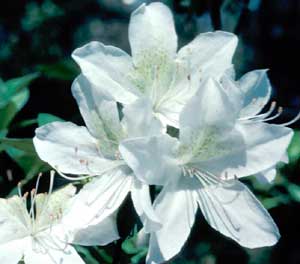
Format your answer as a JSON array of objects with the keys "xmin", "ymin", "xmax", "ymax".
[
  {"xmin": 221, "ymin": 69, "xmax": 298, "ymax": 183},
  {"xmin": 71, "ymin": 2, "xmax": 237, "ymax": 127},
  {"xmin": 119, "ymin": 77, "xmax": 294, "ymax": 263},
  {"xmin": 33, "ymin": 75, "xmax": 162, "ymax": 233},
  {"xmin": 0, "ymin": 172, "xmax": 118, "ymax": 264}
]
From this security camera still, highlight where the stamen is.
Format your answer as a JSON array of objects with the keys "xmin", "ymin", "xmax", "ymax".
[
  {"xmin": 255, "ymin": 101, "xmax": 277, "ymax": 119},
  {"xmin": 280, "ymin": 110, "xmax": 300, "ymax": 126},
  {"xmin": 22, "ymin": 192, "xmax": 29, "ymax": 208},
  {"xmin": 240, "ymin": 101, "xmax": 277, "ymax": 121},
  {"xmin": 35, "ymin": 171, "xmax": 55, "ymax": 227},
  {"xmin": 261, "ymin": 106, "xmax": 283, "ymax": 122},
  {"xmin": 182, "ymin": 166, "xmax": 234, "ymax": 188},
  {"xmin": 30, "ymin": 189, "xmax": 36, "ymax": 219},
  {"xmin": 48, "ymin": 171, "xmax": 55, "ymax": 196},
  {"xmin": 56, "ymin": 170, "xmax": 94, "ymax": 181},
  {"xmin": 23, "ymin": 192, "xmax": 29, "ymax": 200},
  {"xmin": 18, "ymin": 181, "xmax": 23, "ymax": 198},
  {"xmin": 55, "ymin": 161, "xmax": 125, "ymax": 181}
]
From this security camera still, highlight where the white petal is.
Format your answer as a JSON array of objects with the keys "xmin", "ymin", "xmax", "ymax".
[
  {"xmin": 196, "ymin": 180, "xmax": 280, "ymax": 248},
  {"xmin": 131, "ymin": 179, "xmax": 161, "ymax": 233},
  {"xmin": 129, "ymin": 3, "xmax": 177, "ymax": 63},
  {"xmin": 0, "ymin": 238, "xmax": 27, "ymax": 264},
  {"xmin": 119, "ymin": 135, "xmax": 180, "ymax": 185},
  {"xmin": 153, "ymin": 63, "xmax": 196, "ymax": 128},
  {"xmin": 71, "ymin": 216, "xmax": 119, "ymax": 246},
  {"xmin": 238, "ymin": 70, "xmax": 272, "ymax": 118},
  {"xmin": 178, "ymin": 78, "xmax": 240, "ymax": 163},
  {"xmin": 255, "ymin": 168, "xmax": 276, "ymax": 185},
  {"xmin": 163, "ymin": 31, "xmax": 238, "ymax": 127},
  {"xmin": 71, "ymin": 75, "xmax": 124, "ymax": 156},
  {"xmin": 34, "ymin": 121, "xmax": 120, "ymax": 175},
  {"xmin": 220, "ymin": 73, "xmax": 243, "ymax": 112},
  {"xmin": 180, "ymin": 78, "xmax": 237, "ymax": 143},
  {"xmin": 24, "ymin": 236, "xmax": 84, "ymax": 264},
  {"xmin": 281, "ymin": 152, "xmax": 289, "ymax": 164},
  {"xmin": 147, "ymin": 178, "xmax": 198, "ymax": 263},
  {"xmin": 122, "ymin": 98, "xmax": 163, "ymax": 138},
  {"xmin": 0, "ymin": 196, "xmax": 30, "ymax": 244},
  {"xmin": 128, "ymin": 3, "xmax": 177, "ymax": 101},
  {"xmin": 35, "ymin": 185, "xmax": 76, "ymax": 230},
  {"xmin": 254, "ymin": 153, "xmax": 286, "ymax": 184},
  {"xmin": 197, "ymin": 123, "xmax": 293, "ymax": 179},
  {"xmin": 177, "ymin": 31, "xmax": 237, "ymax": 79},
  {"xmin": 72, "ymin": 41, "xmax": 137, "ymax": 104},
  {"xmin": 64, "ymin": 168, "xmax": 132, "ymax": 228}
]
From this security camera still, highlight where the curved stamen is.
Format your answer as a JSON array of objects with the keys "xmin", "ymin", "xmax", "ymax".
[
  {"xmin": 261, "ymin": 106, "xmax": 283, "ymax": 122},
  {"xmin": 29, "ymin": 173, "xmax": 43, "ymax": 217},
  {"xmin": 18, "ymin": 182, "xmax": 23, "ymax": 198},
  {"xmin": 280, "ymin": 110, "xmax": 300, "ymax": 126},
  {"xmin": 182, "ymin": 166, "xmax": 228, "ymax": 187},
  {"xmin": 35, "ymin": 172, "xmax": 55, "ymax": 229},
  {"xmin": 240, "ymin": 101, "xmax": 277, "ymax": 121},
  {"xmin": 251, "ymin": 106, "xmax": 283, "ymax": 123},
  {"xmin": 55, "ymin": 161, "xmax": 125, "ymax": 181},
  {"xmin": 56, "ymin": 170, "xmax": 95, "ymax": 181}
]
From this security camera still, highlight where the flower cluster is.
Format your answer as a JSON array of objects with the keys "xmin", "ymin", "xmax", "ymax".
[{"xmin": 1, "ymin": 2, "xmax": 298, "ymax": 264}]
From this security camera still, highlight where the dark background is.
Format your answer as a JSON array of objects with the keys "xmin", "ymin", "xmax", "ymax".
[{"xmin": 0, "ymin": 0, "xmax": 300, "ymax": 263}]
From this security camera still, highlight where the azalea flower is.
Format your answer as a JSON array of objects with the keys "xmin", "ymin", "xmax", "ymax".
[
  {"xmin": 119, "ymin": 77, "xmax": 295, "ymax": 263},
  {"xmin": 33, "ymin": 75, "xmax": 162, "ymax": 233},
  {"xmin": 221, "ymin": 69, "xmax": 297, "ymax": 183},
  {"xmin": 71, "ymin": 2, "xmax": 238, "ymax": 127},
  {"xmin": 0, "ymin": 172, "xmax": 119, "ymax": 264}
]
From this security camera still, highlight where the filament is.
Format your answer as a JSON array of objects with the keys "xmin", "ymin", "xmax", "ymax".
[{"xmin": 280, "ymin": 110, "xmax": 300, "ymax": 126}]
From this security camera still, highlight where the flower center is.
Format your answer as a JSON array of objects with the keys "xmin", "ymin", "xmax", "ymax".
[
  {"xmin": 182, "ymin": 166, "xmax": 229, "ymax": 187},
  {"xmin": 18, "ymin": 171, "xmax": 60, "ymax": 235}
]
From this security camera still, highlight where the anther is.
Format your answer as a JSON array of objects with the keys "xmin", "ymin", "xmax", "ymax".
[{"xmin": 23, "ymin": 192, "xmax": 29, "ymax": 199}]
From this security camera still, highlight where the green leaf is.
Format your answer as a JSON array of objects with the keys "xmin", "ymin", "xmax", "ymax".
[
  {"xmin": 74, "ymin": 246, "xmax": 99, "ymax": 264},
  {"xmin": 122, "ymin": 237, "xmax": 141, "ymax": 255},
  {"xmin": 287, "ymin": 183, "xmax": 300, "ymax": 202},
  {"xmin": 37, "ymin": 59, "xmax": 79, "ymax": 80},
  {"xmin": 0, "ymin": 129, "xmax": 7, "ymax": 139},
  {"xmin": 122, "ymin": 233, "xmax": 148, "ymax": 264},
  {"xmin": 0, "ymin": 88, "xmax": 30, "ymax": 130},
  {"xmin": 287, "ymin": 130, "xmax": 300, "ymax": 164},
  {"xmin": 93, "ymin": 247, "xmax": 113, "ymax": 263},
  {"xmin": 0, "ymin": 138, "xmax": 36, "ymax": 153},
  {"xmin": 261, "ymin": 195, "xmax": 290, "ymax": 209},
  {"xmin": 122, "ymin": 234, "xmax": 148, "ymax": 263},
  {"xmin": 37, "ymin": 113, "xmax": 64, "ymax": 126},
  {"xmin": 5, "ymin": 73, "xmax": 39, "ymax": 96},
  {"xmin": 0, "ymin": 138, "xmax": 50, "ymax": 190},
  {"xmin": 131, "ymin": 249, "xmax": 147, "ymax": 264},
  {"xmin": 74, "ymin": 246, "xmax": 113, "ymax": 264},
  {"xmin": 0, "ymin": 73, "xmax": 38, "ymax": 130},
  {"xmin": 0, "ymin": 73, "xmax": 39, "ymax": 108},
  {"xmin": 16, "ymin": 119, "xmax": 38, "ymax": 129}
]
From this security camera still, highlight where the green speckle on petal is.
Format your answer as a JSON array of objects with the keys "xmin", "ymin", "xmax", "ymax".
[{"xmin": 128, "ymin": 49, "xmax": 175, "ymax": 104}]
